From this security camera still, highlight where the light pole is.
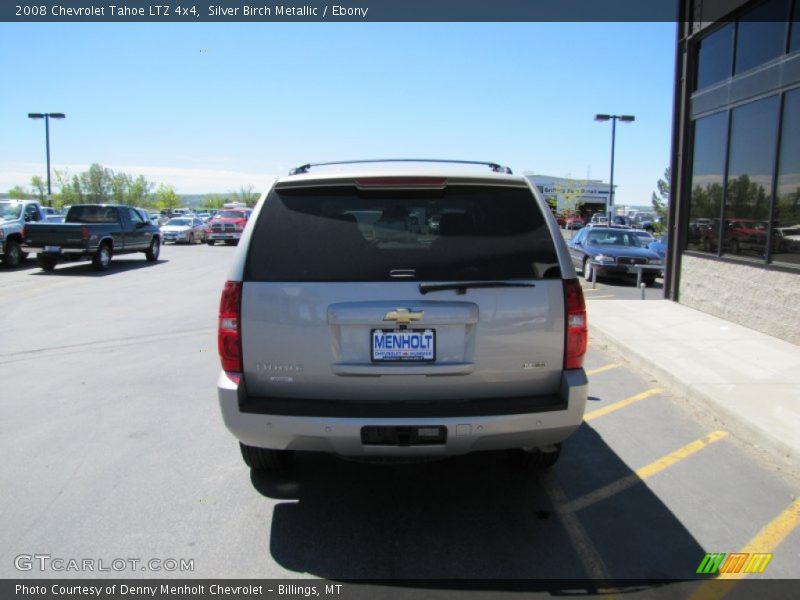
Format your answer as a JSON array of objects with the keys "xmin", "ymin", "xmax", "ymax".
[
  {"xmin": 28, "ymin": 112, "xmax": 66, "ymax": 207},
  {"xmin": 595, "ymin": 114, "xmax": 634, "ymax": 217}
]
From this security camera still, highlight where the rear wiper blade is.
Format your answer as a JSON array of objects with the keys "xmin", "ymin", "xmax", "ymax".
[{"xmin": 418, "ymin": 281, "xmax": 536, "ymax": 295}]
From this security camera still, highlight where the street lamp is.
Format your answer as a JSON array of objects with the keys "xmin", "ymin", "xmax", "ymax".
[
  {"xmin": 28, "ymin": 112, "xmax": 66, "ymax": 206},
  {"xmin": 594, "ymin": 113, "xmax": 634, "ymax": 217}
]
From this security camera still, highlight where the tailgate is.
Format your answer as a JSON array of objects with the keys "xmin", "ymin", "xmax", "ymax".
[
  {"xmin": 241, "ymin": 281, "xmax": 564, "ymax": 401},
  {"xmin": 24, "ymin": 224, "xmax": 85, "ymax": 247}
]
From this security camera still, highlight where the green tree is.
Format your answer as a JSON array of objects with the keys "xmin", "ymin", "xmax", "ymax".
[
  {"xmin": 53, "ymin": 169, "xmax": 80, "ymax": 208},
  {"xmin": 201, "ymin": 194, "xmax": 228, "ymax": 209},
  {"xmin": 30, "ymin": 176, "xmax": 47, "ymax": 205},
  {"xmin": 650, "ymin": 167, "xmax": 671, "ymax": 233},
  {"xmin": 230, "ymin": 185, "xmax": 259, "ymax": 207},
  {"xmin": 8, "ymin": 185, "xmax": 29, "ymax": 199},
  {"xmin": 155, "ymin": 184, "xmax": 180, "ymax": 212},
  {"xmin": 80, "ymin": 163, "xmax": 112, "ymax": 203},
  {"xmin": 651, "ymin": 167, "xmax": 670, "ymax": 221},
  {"xmin": 549, "ymin": 180, "xmax": 587, "ymax": 218},
  {"xmin": 127, "ymin": 175, "xmax": 155, "ymax": 208},
  {"xmin": 110, "ymin": 172, "xmax": 131, "ymax": 205}
]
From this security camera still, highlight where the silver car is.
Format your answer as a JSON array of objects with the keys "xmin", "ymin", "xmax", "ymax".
[
  {"xmin": 160, "ymin": 217, "xmax": 206, "ymax": 244},
  {"xmin": 217, "ymin": 160, "xmax": 588, "ymax": 471}
]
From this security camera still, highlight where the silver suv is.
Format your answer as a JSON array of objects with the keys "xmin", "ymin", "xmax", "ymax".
[{"xmin": 216, "ymin": 160, "xmax": 588, "ymax": 471}]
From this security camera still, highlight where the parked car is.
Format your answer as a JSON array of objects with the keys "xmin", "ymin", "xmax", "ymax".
[
  {"xmin": 567, "ymin": 225, "xmax": 663, "ymax": 285},
  {"xmin": 21, "ymin": 204, "xmax": 161, "ymax": 271},
  {"xmin": 648, "ymin": 234, "xmax": 668, "ymax": 259},
  {"xmin": 43, "ymin": 214, "xmax": 66, "ymax": 223},
  {"xmin": 774, "ymin": 225, "xmax": 800, "ymax": 254},
  {"xmin": 161, "ymin": 217, "xmax": 207, "ymax": 244},
  {"xmin": 555, "ymin": 214, "xmax": 567, "ymax": 228},
  {"xmin": 206, "ymin": 208, "xmax": 252, "ymax": 245},
  {"xmin": 565, "ymin": 216, "xmax": 586, "ymax": 230},
  {"xmin": 631, "ymin": 229, "xmax": 656, "ymax": 244},
  {"xmin": 612, "ymin": 215, "xmax": 628, "ymax": 226},
  {"xmin": 0, "ymin": 199, "xmax": 46, "ymax": 267},
  {"xmin": 216, "ymin": 159, "xmax": 589, "ymax": 473}
]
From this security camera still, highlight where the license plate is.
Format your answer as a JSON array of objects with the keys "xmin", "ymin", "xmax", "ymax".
[
  {"xmin": 44, "ymin": 245, "xmax": 61, "ymax": 253},
  {"xmin": 371, "ymin": 329, "xmax": 435, "ymax": 362}
]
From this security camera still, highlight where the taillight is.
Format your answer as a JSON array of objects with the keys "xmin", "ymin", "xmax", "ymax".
[
  {"xmin": 218, "ymin": 281, "xmax": 243, "ymax": 373},
  {"xmin": 81, "ymin": 225, "xmax": 90, "ymax": 241},
  {"xmin": 564, "ymin": 279, "xmax": 587, "ymax": 370}
]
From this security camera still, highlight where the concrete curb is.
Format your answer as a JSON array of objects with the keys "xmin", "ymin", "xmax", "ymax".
[{"xmin": 588, "ymin": 325, "xmax": 799, "ymax": 471}]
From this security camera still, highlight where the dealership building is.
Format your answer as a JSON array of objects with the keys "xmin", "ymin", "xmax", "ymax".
[
  {"xmin": 667, "ymin": 0, "xmax": 800, "ymax": 344},
  {"xmin": 525, "ymin": 174, "xmax": 610, "ymax": 216}
]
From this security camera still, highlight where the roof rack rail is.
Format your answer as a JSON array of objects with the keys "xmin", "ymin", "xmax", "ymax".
[{"xmin": 288, "ymin": 159, "xmax": 513, "ymax": 176}]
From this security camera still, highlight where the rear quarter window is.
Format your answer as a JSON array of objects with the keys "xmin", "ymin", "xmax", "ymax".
[
  {"xmin": 245, "ymin": 184, "xmax": 560, "ymax": 282},
  {"xmin": 66, "ymin": 206, "xmax": 118, "ymax": 223}
]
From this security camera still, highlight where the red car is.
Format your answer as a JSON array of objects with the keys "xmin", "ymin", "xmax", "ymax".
[
  {"xmin": 565, "ymin": 216, "xmax": 586, "ymax": 230},
  {"xmin": 206, "ymin": 208, "xmax": 252, "ymax": 246}
]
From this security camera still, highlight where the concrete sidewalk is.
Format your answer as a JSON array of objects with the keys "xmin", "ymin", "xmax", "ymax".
[{"xmin": 587, "ymin": 299, "xmax": 800, "ymax": 469}]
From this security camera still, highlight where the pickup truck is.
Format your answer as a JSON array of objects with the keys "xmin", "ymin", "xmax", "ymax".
[
  {"xmin": 0, "ymin": 200, "xmax": 46, "ymax": 267},
  {"xmin": 21, "ymin": 204, "xmax": 161, "ymax": 271},
  {"xmin": 206, "ymin": 208, "xmax": 252, "ymax": 245}
]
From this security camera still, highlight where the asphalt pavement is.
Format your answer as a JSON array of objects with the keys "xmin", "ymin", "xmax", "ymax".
[
  {"xmin": 0, "ymin": 243, "xmax": 798, "ymax": 590},
  {"xmin": 586, "ymin": 294, "xmax": 800, "ymax": 470}
]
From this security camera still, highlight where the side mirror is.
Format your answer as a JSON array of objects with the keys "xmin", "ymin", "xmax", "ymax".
[{"xmin": 574, "ymin": 240, "xmax": 582, "ymax": 246}]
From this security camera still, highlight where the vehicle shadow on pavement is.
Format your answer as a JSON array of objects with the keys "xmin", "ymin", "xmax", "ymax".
[
  {"xmin": 4, "ymin": 262, "xmax": 41, "ymax": 272},
  {"xmin": 29, "ymin": 258, "xmax": 168, "ymax": 276},
  {"xmin": 253, "ymin": 423, "xmax": 706, "ymax": 583}
]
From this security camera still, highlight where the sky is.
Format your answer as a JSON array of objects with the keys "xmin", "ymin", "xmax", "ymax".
[{"xmin": 0, "ymin": 21, "xmax": 676, "ymax": 206}]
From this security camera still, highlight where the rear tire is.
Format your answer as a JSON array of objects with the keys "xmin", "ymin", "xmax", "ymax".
[
  {"xmin": 37, "ymin": 254, "xmax": 58, "ymax": 271},
  {"xmin": 206, "ymin": 240, "xmax": 215, "ymax": 246},
  {"xmin": 240, "ymin": 443, "xmax": 294, "ymax": 471},
  {"xmin": 507, "ymin": 444, "xmax": 562, "ymax": 470},
  {"xmin": 582, "ymin": 258, "xmax": 593, "ymax": 281},
  {"xmin": 92, "ymin": 242, "xmax": 112, "ymax": 271},
  {"xmin": 2, "ymin": 238, "xmax": 22, "ymax": 267},
  {"xmin": 145, "ymin": 236, "xmax": 160, "ymax": 262}
]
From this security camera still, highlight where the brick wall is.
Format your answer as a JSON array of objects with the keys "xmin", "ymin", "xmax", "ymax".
[{"xmin": 679, "ymin": 254, "xmax": 800, "ymax": 345}]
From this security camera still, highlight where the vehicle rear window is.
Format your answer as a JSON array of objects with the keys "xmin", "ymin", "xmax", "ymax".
[
  {"xmin": 245, "ymin": 184, "xmax": 560, "ymax": 282},
  {"xmin": 66, "ymin": 206, "xmax": 118, "ymax": 223}
]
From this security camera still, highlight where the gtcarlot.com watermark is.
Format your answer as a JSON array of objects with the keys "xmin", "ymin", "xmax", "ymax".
[{"xmin": 14, "ymin": 554, "xmax": 194, "ymax": 573}]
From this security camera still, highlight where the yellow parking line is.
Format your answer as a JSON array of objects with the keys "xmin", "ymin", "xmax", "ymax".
[
  {"xmin": 584, "ymin": 387, "xmax": 663, "ymax": 421},
  {"xmin": 563, "ymin": 431, "xmax": 728, "ymax": 513},
  {"xmin": 542, "ymin": 475, "xmax": 619, "ymax": 597},
  {"xmin": 586, "ymin": 363, "xmax": 622, "ymax": 376},
  {"xmin": 688, "ymin": 498, "xmax": 800, "ymax": 600}
]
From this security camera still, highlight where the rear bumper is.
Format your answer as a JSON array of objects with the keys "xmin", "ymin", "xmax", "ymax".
[
  {"xmin": 217, "ymin": 369, "xmax": 588, "ymax": 457},
  {"xmin": 20, "ymin": 245, "xmax": 91, "ymax": 256}
]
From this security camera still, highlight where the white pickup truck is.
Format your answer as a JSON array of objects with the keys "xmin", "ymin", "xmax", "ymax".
[{"xmin": 0, "ymin": 200, "xmax": 46, "ymax": 267}]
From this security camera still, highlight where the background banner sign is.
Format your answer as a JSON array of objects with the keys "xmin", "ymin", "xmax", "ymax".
[{"xmin": 3, "ymin": 1, "xmax": 680, "ymax": 23}]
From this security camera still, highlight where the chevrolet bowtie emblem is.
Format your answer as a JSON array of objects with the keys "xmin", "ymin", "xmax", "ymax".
[{"xmin": 383, "ymin": 308, "xmax": 424, "ymax": 325}]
